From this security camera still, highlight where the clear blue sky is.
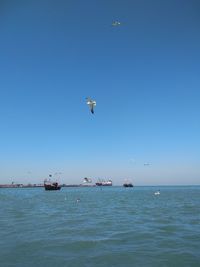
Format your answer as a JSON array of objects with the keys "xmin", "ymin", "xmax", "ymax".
[{"xmin": 0, "ymin": 0, "xmax": 200, "ymax": 185}]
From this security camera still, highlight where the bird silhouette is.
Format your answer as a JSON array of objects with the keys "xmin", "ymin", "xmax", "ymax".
[{"xmin": 86, "ymin": 97, "xmax": 96, "ymax": 114}]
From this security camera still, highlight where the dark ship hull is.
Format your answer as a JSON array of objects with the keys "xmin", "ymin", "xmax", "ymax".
[
  {"xmin": 95, "ymin": 180, "xmax": 112, "ymax": 186},
  {"xmin": 123, "ymin": 183, "xmax": 133, "ymax": 187},
  {"xmin": 44, "ymin": 182, "xmax": 61, "ymax": 191}
]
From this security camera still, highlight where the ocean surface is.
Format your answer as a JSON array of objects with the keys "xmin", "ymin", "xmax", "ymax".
[{"xmin": 0, "ymin": 186, "xmax": 200, "ymax": 267}]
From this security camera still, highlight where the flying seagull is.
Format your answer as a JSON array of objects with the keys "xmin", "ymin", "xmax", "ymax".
[
  {"xmin": 112, "ymin": 21, "xmax": 121, "ymax": 26},
  {"xmin": 86, "ymin": 97, "xmax": 96, "ymax": 114},
  {"xmin": 83, "ymin": 177, "xmax": 92, "ymax": 183}
]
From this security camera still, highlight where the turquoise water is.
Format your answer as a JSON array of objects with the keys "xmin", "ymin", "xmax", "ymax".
[{"xmin": 0, "ymin": 186, "xmax": 200, "ymax": 267}]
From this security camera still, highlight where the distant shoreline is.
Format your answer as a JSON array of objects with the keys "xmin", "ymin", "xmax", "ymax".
[
  {"xmin": 0, "ymin": 184, "xmax": 97, "ymax": 188},
  {"xmin": 0, "ymin": 184, "xmax": 44, "ymax": 188},
  {"xmin": 0, "ymin": 184, "xmax": 199, "ymax": 188}
]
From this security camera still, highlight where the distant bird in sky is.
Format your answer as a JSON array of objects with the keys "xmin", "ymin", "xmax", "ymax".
[
  {"xmin": 83, "ymin": 177, "xmax": 92, "ymax": 183},
  {"xmin": 86, "ymin": 97, "xmax": 96, "ymax": 114},
  {"xmin": 112, "ymin": 21, "xmax": 121, "ymax": 26},
  {"xmin": 144, "ymin": 163, "xmax": 150, "ymax": 166}
]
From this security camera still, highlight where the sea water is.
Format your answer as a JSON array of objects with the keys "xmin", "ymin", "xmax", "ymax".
[{"xmin": 0, "ymin": 186, "xmax": 200, "ymax": 267}]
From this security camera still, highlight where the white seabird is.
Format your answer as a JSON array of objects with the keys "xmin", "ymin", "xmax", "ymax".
[
  {"xmin": 86, "ymin": 97, "xmax": 96, "ymax": 114},
  {"xmin": 154, "ymin": 191, "xmax": 160, "ymax": 195},
  {"xmin": 112, "ymin": 21, "xmax": 121, "ymax": 26}
]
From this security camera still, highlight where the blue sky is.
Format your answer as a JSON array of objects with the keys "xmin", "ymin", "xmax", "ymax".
[{"xmin": 0, "ymin": 0, "xmax": 200, "ymax": 185}]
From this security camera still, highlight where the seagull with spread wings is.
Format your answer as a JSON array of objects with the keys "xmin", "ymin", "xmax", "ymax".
[
  {"xmin": 112, "ymin": 21, "xmax": 121, "ymax": 26},
  {"xmin": 86, "ymin": 97, "xmax": 96, "ymax": 114}
]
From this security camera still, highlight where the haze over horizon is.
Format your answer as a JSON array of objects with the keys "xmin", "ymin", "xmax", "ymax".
[{"xmin": 0, "ymin": 0, "xmax": 200, "ymax": 185}]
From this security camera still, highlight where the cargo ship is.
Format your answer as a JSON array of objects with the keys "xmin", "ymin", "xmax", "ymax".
[{"xmin": 95, "ymin": 179, "xmax": 112, "ymax": 186}]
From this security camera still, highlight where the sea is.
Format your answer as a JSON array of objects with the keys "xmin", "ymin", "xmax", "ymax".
[{"xmin": 0, "ymin": 186, "xmax": 200, "ymax": 267}]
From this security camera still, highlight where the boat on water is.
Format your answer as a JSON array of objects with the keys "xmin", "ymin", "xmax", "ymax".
[
  {"xmin": 123, "ymin": 183, "xmax": 133, "ymax": 187},
  {"xmin": 44, "ymin": 178, "xmax": 61, "ymax": 191},
  {"xmin": 95, "ymin": 179, "xmax": 112, "ymax": 186},
  {"xmin": 123, "ymin": 179, "xmax": 134, "ymax": 187}
]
